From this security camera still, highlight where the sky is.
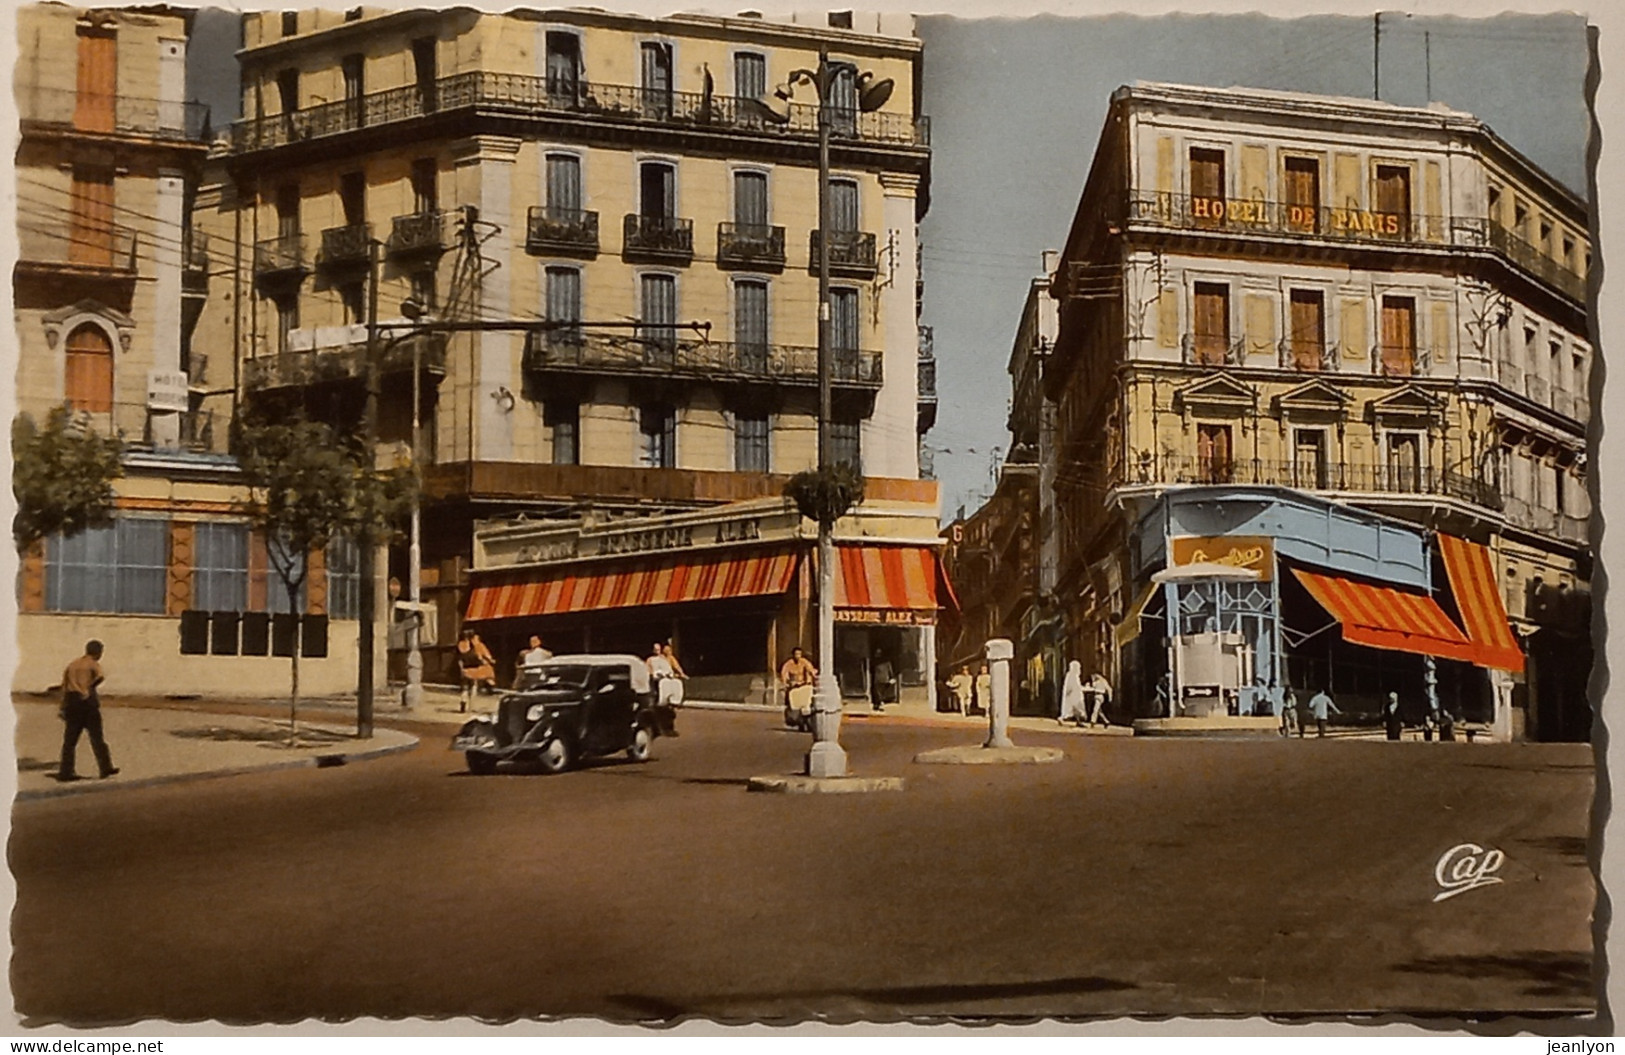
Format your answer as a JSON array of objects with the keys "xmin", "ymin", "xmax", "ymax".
[{"xmin": 916, "ymin": 12, "xmax": 1590, "ymax": 520}]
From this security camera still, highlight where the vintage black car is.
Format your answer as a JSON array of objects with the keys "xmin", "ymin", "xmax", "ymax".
[{"xmin": 451, "ymin": 654, "xmax": 662, "ymax": 775}]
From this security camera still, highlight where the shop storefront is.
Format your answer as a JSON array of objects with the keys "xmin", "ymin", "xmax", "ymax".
[
  {"xmin": 463, "ymin": 497, "xmax": 953, "ymax": 704},
  {"xmin": 1116, "ymin": 487, "xmax": 1524, "ymax": 729}
]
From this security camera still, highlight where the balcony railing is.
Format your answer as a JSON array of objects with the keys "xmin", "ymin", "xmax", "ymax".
[
  {"xmin": 527, "ymin": 207, "xmax": 600, "ymax": 256},
  {"xmin": 318, "ymin": 223, "xmax": 372, "ymax": 270},
  {"xmin": 182, "ymin": 228, "xmax": 208, "ymax": 291},
  {"xmin": 1278, "ymin": 338, "xmax": 1338, "ymax": 372},
  {"xmin": 623, "ymin": 214, "xmax": 693, "ymax": 263},
  {"xmin": 716, "ymin": 223, "xmax": 786, "ymax": 269},
  {"xmin": 1371, "ymin": 344, "xmax": 1425, "ymax": 378},
  {"xmin": 1128, "ymin": 192, "xmax": 1441, "ymax": 246},
  {"xmin": 17, "ymin": 222, "xmax": 139, "ymax": 275},
  {"xmin": 522, "ymin": 333, "xmax": 882, "ymax": 388},
  {"xmin": 19, "ymin": 85, "xmax": 211, "ymax": 141},
  {"xmin": 388, "ymin": 210, "xmax": 446, "ymax": 257},
  {"xmin": 1181, "ymin": 334, "xmax": 1246, "ymax": 367},
  {"xmin": 1484, "ymin": 222, "xmax": 1586, "ymax": 302},
  {"xmin": 231, "ymin": 71, "xmax": 930, "ymax": 155},
  {"xmin": 243, "ymin": 333, "xmax": 448, "ymax": 390},
  {"xmin": 809, "ymin": 229, "xmax": 878, "ymax": 278},
  {"xmin": 1116, "ymin": 454, "xmax": 1504, "ymax": 511},
  {"xmin": 253, "ymin": 234, "xmax": 307, "ymax": 278},
  {"xmin": 918, "ymin": 354, "xmax": 937, "ymax": 401}
]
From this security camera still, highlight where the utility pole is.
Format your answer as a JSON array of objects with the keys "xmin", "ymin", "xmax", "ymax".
[
  {"xmin": 1373, "ymin": 12, "xmax": 1382, "ymax": 101},
  {"xmin": 1424, "ymin": 30, "xmax": 1432, "ymax": 103},
  {"xmin": 808, "ymin": 45, "xmax": 847, "ymax": 779},
  {"xmin": 405, "ymin": 307, "xmax": 423, "ymax": 712},
  {"xmin": 358, "ymin": 238, "xmax": 381, "ymax": 739}
]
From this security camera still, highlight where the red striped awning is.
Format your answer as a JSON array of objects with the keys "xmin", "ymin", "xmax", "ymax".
[
  {"xmin": 834, "ymin": 545, "xmax": 946, "ymax": 612},
  {"xmin": 1438, "ymin": 535, "xmax": 1526, "ymax": 673},
  {"xmin": 1292, "ymin": 568, "xmax": 1479, "ymax": 664},
  {"xmin": 465, "ymin": 549, "xmax": 800, "ymax": 622}
]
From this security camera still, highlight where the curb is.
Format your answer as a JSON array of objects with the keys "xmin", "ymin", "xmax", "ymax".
[
  {"xmin": 746, "ymin": 773, "xmax": 907, "ymax": 794},
  {"xmin": 15, "ymin": 734, "xmax": 420, "ymax": 803}
]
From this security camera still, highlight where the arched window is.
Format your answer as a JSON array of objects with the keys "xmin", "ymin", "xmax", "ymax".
[{"xmin": 64, "ymin": 323, "xmax": 113, "ymax": 413}]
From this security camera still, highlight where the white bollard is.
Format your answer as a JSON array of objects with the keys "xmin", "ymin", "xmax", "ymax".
[{"xmin": 984, "ymin": 638, "xmax": 1015, "ymax": 749}]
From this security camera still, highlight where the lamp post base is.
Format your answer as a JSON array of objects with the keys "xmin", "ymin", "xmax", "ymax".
[{"xmin": 806, "ymin": 740, "xmax": 848, "ymax": 779}]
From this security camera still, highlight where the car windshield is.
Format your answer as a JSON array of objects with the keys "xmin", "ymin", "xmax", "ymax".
[{"xmin": 517, "ymin": 664, "xmax": 596, "ymax": 691}]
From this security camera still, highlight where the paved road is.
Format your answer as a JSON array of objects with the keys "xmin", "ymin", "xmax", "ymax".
[{"xmin": 10, "ymin": 708, "xmax": 1595, "ymax": 1025}]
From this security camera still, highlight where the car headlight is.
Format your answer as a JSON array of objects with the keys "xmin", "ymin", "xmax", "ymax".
[{"xmin": 527, "ymin": 704, "xmax": 546, "ymax": 722}]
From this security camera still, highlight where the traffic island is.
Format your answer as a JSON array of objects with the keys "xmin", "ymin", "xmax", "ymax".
[
  {"xmin": 746, "ymin": 774, "xmax": 906, "ymax": 794},
  {"xmin": 913, "ymin": 744, "xmax": 1064, "ymax": 765}
]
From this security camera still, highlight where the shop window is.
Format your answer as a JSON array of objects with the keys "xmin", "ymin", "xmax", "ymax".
[
  {"xmin": 264, "ymin": 537, "xmax": 307, "ymax": 615},
  {"xmin": 325, "ymin": 534, "xmax": 362, "ymax": 620},
  {"xmin": 64, "ymin": 323, "xmax": 114, "ymax": 413},
  {"xmin": 546, "ymin": 402, "xmax": 579, "ymax": 466},
  {"xmin": 192, "ymin": 521, "xmax": 248, "ymax": 612},
  {"xmin": 1195, "ymin": 423, "xmax": 1232, "ymax": 484},
  {"xmin": 48, "ymin": 518, "xmax": 168, "ymax": 615},
  {"xmin": 736, "ymin": 414, "xmax": 769, "ymax": 473},
  {"xmin": 639, "ymin": 404, "xmax": 675, "ymax": 468}
]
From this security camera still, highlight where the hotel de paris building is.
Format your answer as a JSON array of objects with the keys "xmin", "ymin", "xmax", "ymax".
[{"xmin": 1044, "ymin": 83, "xmax": 1591, "ymax": 741}]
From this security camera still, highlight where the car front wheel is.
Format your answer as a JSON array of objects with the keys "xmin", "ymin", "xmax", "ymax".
[
  {"xmin": 626, "ymin": 725, "xmax": 654, "ymax": 763},
  {"xmin": 466, "ymin": 751, "xmax": 498, "ymax": 776},
  {"xmin": 537, "ymin": 736, "xmax": 572, "ymax": 775}
]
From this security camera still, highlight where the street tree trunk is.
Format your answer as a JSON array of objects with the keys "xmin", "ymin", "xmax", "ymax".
[{"xmin": 285, "ymin": 575, "xmax": 303, "ymax": 745}]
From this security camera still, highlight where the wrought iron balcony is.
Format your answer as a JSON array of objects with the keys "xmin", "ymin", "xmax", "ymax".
[
  {"xmin": 1484, "ymin": 221, "xmax": 1587, "ymax": 303},
  {"xmin": 917, "ymin": 344, "xmax": 938, "ymax": 434},
  {"xmin": 388, "ymin": 210, "xmax": 446, "ymax": 257},
  {"xmin": 1371, "ymin": 344, "xmax": 1424, "ymax": 378},
  {"xmin": 1180, "ymin": 333, "xmax": 1246, "ymax": 367},
  {"xmin": 918, "ymin": 353, "xmax": 937, "ymax": 401},
  {"xmin": 1116, "ymin": 454, "xmax": 1504, "ymax": 513},
  {"xmin": 317, "ymin": 223, "xmax": 372, "ymax": 271},
  {"xmin": 716, "ymin": 223, "xmax": 786, "ymax": 270},
  {"xmin": 182, "ymin": 228, "xmax": 209, "ymax": 292},
  {"xmin": 1127, "ymin": 191, "xmax": 1442, "ymax": 247},
  {"xmin": 16, "ymin": 220, "xmax": 139, "ymax": 279},
  {"xmin": 809, "ymin": 229, "xmax": 877, "ymax": 279},
  {"xmin": 252, "ymin": 234, "xmax": 308, "ymax": 286},
  {"xmin": 1277, "ymin": 338, "xmax": 1338, "ymax": 372},
  {"xmin": 230, "ymin": 71, "xmax": 930, "ymax": 155},
  {"xmin": 527, "ymin": 207, "xmax": 600, "ymax": 257},
  {"xmin": 243, "ymin": 332, "xmax": 448, "ymax": 391},
  {"xmin": 522, "ymin": 332, "xmax": 882, "ymax": 388},
  {"xmin": 19, "ymin": 85, "xmax": 211, "ymax": 142},
  {"xmin": 623, "ymin": 214, "xmax": 693, "ymax": 264}
]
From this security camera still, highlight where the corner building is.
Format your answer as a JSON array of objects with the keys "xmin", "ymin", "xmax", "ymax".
[
  {"xmin": 200, "ymin": 8, "xmax": 942, "ymax": 699},
  {"xmin": 1046, "ymin": 83, "xmax": 1591, "ymax": 740}
]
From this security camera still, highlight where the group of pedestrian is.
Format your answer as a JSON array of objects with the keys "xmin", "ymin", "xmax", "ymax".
[
  {"xmin": 1057, "ymin": 661, "xmax": 1114, "ymax": 728},
  {"xmin": 1266, "ymin": 681, "xmax": 1340, "ymax": 738},
  {"xmin": 946, "ymin": 664, "xmax": 991, "ymax": 716}
]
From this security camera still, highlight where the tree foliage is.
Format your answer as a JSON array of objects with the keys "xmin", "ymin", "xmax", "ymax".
[
  {"xmin": 785, "ymin": 462, "xmax": 866, "ymax": 526},
  {"xmin": 12, "ymin": 406, "xmax": 124, "ymax": 552}
]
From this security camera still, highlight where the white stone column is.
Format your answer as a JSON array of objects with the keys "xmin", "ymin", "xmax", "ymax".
[
  {"xmin": 867, "ymin": 172, "xmax": 920, "ymax": 480},
  {"xmin": 922, "ymin": 623, "xmax": 937, "ymax": 712},
  {"xmin": 148, "ymin": 168, "xmax": 186, "ymax": 449},
  {"xmin": 453, "ymin": 136, "xmax": 522, "ymax": 462},
  {"xmin": 985, "ymin": 637, "xmax": 1014, "ymax": 749}
]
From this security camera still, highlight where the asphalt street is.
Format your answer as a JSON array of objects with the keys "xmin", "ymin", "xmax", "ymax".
[{"xmin": 9, "ymin": 708, "xmax": 1597, "ymax": 1026}]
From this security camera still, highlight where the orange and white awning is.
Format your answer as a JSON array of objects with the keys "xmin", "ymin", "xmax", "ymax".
[
  {"xmin": 465, "ymin": 549, "xmax": 800, "ymax": 622},
  {"xmin": 1437, "ymin": 535, "xmax": 1526, "ymax": 673},
  {"xmin": 833, "ymin": 544, "xmax": 955, "ymax": 622},
  {"xmin": 1292, "ymin": 568, "xmax": 1480, "ymax": 664}
]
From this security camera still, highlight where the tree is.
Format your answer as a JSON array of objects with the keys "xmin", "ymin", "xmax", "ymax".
[
  {"xmin": 785, "ymin": 462, "xmax": 865, "ymax": 526},
  {"xmin": 12, "ymin": 406, "xmax": 124, "ymax": 553},
  {"xmin": 234, "ymin": 417, "xmax": 415, "ymax": 740}
]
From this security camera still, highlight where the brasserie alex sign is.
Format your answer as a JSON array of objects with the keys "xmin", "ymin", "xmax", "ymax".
[{"xmin": 480, "ymin": 505, "xmax": 805, "ymax": 569}]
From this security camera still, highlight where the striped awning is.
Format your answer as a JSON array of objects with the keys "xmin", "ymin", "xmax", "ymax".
[
  {"xmin": 1438, "ymin": 535, "xmax": 1526, "ymax": 673},
  {"xmin": 1292, "ymin": 568, "xmax": 1479, "ymax": 664},
  {"xmin": 833, "ymin": 545, "xmax": 949, "ymax": 613},
  {"xmin": 465, "ymin": 549, "xmax": 800, "ymax": 622}
]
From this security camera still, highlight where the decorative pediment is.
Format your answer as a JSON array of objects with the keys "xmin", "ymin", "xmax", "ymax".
[
  {"xmin": 1173, "ymin": 372, "xmax": 1256, "ymax": 413},
  {"xmin": 1274, "ymin": 378, "xmax": 1351, "ymax": 417},
  {"xmin": 1367, "ymin": 383, "xmax": 1443, "ymax": 422},
  {"xmin": 40, "ymin": 299, "xmax": 135, "ymax": 353}
]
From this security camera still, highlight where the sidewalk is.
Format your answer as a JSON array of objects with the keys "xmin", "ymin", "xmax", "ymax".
[{"xmin": 13, "ymin": 700, "xmax": 418, "ymax": 801}]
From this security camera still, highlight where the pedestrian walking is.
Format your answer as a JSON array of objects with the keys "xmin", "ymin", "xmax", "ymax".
[
  {"xmin": 779, "ymin": 646, "xmax": 817, "ymax": 730},
  {"xmin": 1307, "ymin": 687, "xmax": 1340, "ymax": 738},
  {"xmin": 56, "ymin": 640, "xmax": 117, "ymax": 781},
  {"xmin": 1384, "ymin": 691, "xmax": 1403, "ymax": 741},
  {"xmin": 455, "ymin": 629, "xmax": 497, "ymax": 712},
  {"xmin": 971, "ymin": 663, "xmax": 991, "ymax": 717},
  {"xmin": 1439, "ymin": 706, "xmax": 1456, "ymax": 742},
  {"xmin": 1057, "ymin": 660, "xmax": 1086, "ymax": 726},
  {"xmin": 1282, "ymin": 685, "xmax": 1300, "ymax": 738},
  {"xmin": 949, "ymin": 665, "xmax": 973, "ymax": 715},
  {"xmin": 514, "ymin": 634, "xmax": 553, "ymax": 687},
  {"xmin": 647, "ymin": 642, "xmax": 681, "ymax": 737},
  {"xmin": 1087, "ymin": 671, "xmax": 1114, "ymax": 727},
  {"xmin": 1422, "ymin": 704, "xmax": 1438, "ymax": 742},
  {"xmin": 1268, "ymin": 681, "xmax": 1289, "ymax": 737},
  {"xmin": 869, "ymin": 651, "xmax": 895, "ymax": 713}
]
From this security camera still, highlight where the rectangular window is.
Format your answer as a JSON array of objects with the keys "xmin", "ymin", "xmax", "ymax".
[
  {"xmin": 829, "ymin": 178, "xmax": 859, "ymax": 232},
  {"xmin": 640, "ymin": 41, "xmax": 673, "ymax": 118},
  {"xmin": 1514, "ymin": 201, "xmax": 1529, "ymax": 238},
  {"xmin": 325, "ymin": 535, "xmax": 362, "ymax": 620},
  {"xmin": 1386, "ymin": 433, "xmax": 1422, "ymax": 493},
  {"xmin": 640, "ymin": 272, "xmax": 677, "ymax": 357},
  {"xmin": 412, "ymin": 37, "xmax": 437, "ymax": 111},
  {"xmin": 341, "ymin": 53, "xmax": 364, "ymax": 127},
  {"xmin": 1288, "ymin": 289, "xmax": 1325, "ymax": 370},
  {"xmin": 639, "ymin": 404, "xmax": 676, "ymax": 468},
  {"xmin": 546, "ymin": 266, "xmax": 581, "ymax": 346},
  {"xmin": 276, "ymin": 297, "xmax": 298, "ymax": 354},
  {"xmin": 281, "ymin": 11, "xmax": 298, "ymax": 36},
  {"xmin": 546, "ymin": 153, "xmax": 582, "ymax": 213},
  {"xmin": 734, "ymin": 279, "xmax": 769, "ymax": 371},
  {"xmin": 546, "ymin": 402, "xmax": 579, "ymax": 466},
  {"xmin": 47, "ymin": 519, "xmax": 168, "ymax": 615},
  {"xmin": 734, "ymin": 170, "xmax": 768, "ymax": 228},
  {"xmin": 74, "ymin": 23, "xmax": 117, "ymax": 133},
  {"xmin": 546, "ymin": 32, "xmax": 581, "ymax": 103},
  {"xmin": 827, "ymin": 63, "xmax": 857, "ymax": 136},
  {"xmin": 69, "ymin": 167, "xmax": 116, "ymax": 267},
  {"xmin": 830, "ymin": 419, "xmax": 861, "ymax": 472},
  {"xmin": 735, "ymin": 414, "xmax": 769, "ymax": 473},
  {"xmin": 1562, "ymin": 235, "xmax": 1576, "ymax": 269},
  {"xmin": 276, "ymin": 182, "xmax": 299, "ymax": 238},
  {"xmin": 828, "ymin": 11, "xmax": 853, "ymax": 28},
  {"xmin": 639, "ymin": 161, "xmax": 675, "ymax": 220},
  {"xmin": 1379, "ymin": 296, "xmax": 1416, "ymax": 377},
  {"xmin": 192, "ymin": 522, "xmax": 248, "ymax": 612},
  {"xmin": 339, "ymin": 171, "xmax": 365, "ymax": 227},
  {"xmin": 1189, "ymin": 147, "xmax": 1225, "ymax": 224},
  {"xmin": 830, "ymin": 286, "xmax": 860, "ymax": 379},
  {"xmin": 277, "ymin": 68, "xmax": 298, "ymax": 116},
  {"xmin": 265, "ymin": 537, "xmax": 307, "ymax": 615},
  {"xmin": 1293, "ymin": 428, "xmax": 1327, "ymax": 489},
  {"xmin": 1283, "ymin": 156, "xmax": 1320, "ymax": 232},
  {"xmin": 1487, "ymin": 183, "xmax": 1502, "ymax": 223},
  {"xmin": 734, "ymin": 51, "xmax": 766, "ymax": 99},
  {"xmin": 411, "ymin": 158, "xmax": 437, "ymax": 215},
  {"xmin": 1373, "ymin": 165, "xmax": 1411, "ymax": 227},
  {"xmin": 1192, "ymin": 282, "xmax": 1230, "ymax": 365},
  {"xmin": 1196, "ymin": 423, "xmax": 1233, "ymax": 484}
]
